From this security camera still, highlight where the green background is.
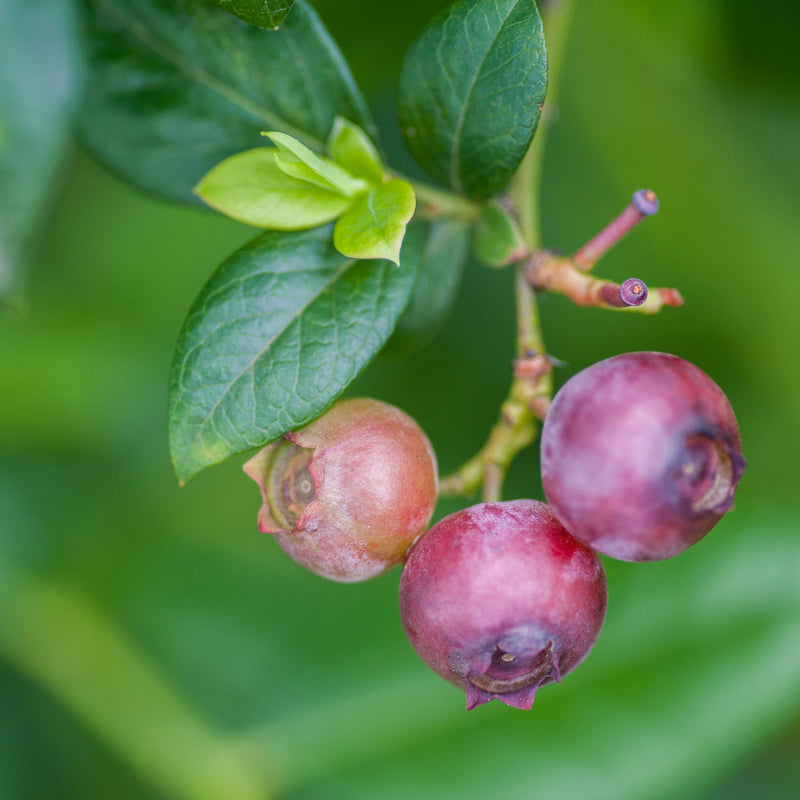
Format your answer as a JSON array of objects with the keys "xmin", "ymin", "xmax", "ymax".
[{"xmin": 2, "ymin": 1, "xmax": 799, "ymax": 798}]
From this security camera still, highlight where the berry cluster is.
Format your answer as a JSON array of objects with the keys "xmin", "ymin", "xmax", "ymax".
[{"xmin": 245, "ymin": 352, "xmax": 744, "ymax": 710}]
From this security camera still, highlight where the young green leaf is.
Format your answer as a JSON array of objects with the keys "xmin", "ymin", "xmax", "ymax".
[
  {"xmin": 262, "ymin": 131, "xmax": 368, "ymax": 196},
  {"xmin": 168, "ymin": 225, "xmax": 423, "ymax": 483},
  {"xmin": 472, "ymin": 201, "xmax": 528, "ymax": 266},
  {"xmin": 211, "ymin": 0, "xmax": 295, "ymax": 30},
  {"xmin": 78, "ymin": 0, "xmax": 375, "ymax": 204},
  {"xmin": 326, "ymin": 117, "xmax": 384, "ymax": 184},
  {"xmin": 194, "ymin": 148, "xmax": 352, "ymax": 229},
  {"xmin": 398, "ymin": 0, "xmax": 547, "ymax": 199},
  {"xmin": 333, "ymin": 180, "xmax": 416, "ymax": 265},
  {"xmin": 382, "ymin": 219, "xmax": 470, "ymax": 357}
]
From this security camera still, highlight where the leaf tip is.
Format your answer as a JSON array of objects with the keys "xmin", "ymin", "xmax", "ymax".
[{"xmin": 261, "ymin": 130, "xmax": 287, "ymax": 146}]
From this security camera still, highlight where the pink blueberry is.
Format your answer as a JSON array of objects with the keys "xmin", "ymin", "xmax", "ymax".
[
  {"xmin": 541, "ymin": 351, "xmax": 745, "ymax": 562},
  {"xmin": 399, "ymin": 500, "xmax": 608, "ymax": 710},
  {"xmin": 244, "ymin": 398, "xmax": 438, "ymax": 582}
]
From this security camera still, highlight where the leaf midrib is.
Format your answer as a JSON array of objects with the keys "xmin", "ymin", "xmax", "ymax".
[{"xmin": 98, "ymin": 0, "xmax": 324, "ymax": 150}]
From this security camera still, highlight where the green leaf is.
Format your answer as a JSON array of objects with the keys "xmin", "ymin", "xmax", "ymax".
[
  {"xmin": 211, "ymin": 0, "xmax": 295, "ymax": 30},
  {"xmin": 0, "ymin": 0, "xmax": 79, "ymax": 305},
  {"xmin": 398, "ymin": 0, "xmax": 547, "ymax": 199},
  {"xmin": 472, "ymin": 201, "xmax": 528, "ymax": 266},
  {"xmin": 168, "ymin": 225, "xmax": 422, "ymax": 482},
  {"xmin": 383, "ymin": 219, "xmax": 470, "ymax": 357},
  {"xmin": 194, "ymin": 147, "xmax": 352, "ymax": 229},
  {"xmin": 262, "ymin": 130, "xmax": 368, "ymax": 196},
  {"xmin": 78, "ymin": 0, "xmax": 375, "ymax": 204},
  {"xmin": 326, "ymin": 117, "xmax": 384, "ymax": 184},
  {"xmin": 333, "ymin": 180, "xmax": 416, "ymax": 265}
]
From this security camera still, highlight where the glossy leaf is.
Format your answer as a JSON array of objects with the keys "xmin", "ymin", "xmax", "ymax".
[
  {"xmin": 211, "ymin": 0, "xmax": 295, "ymax": 30},
  {"xmin": 383, "ymin": 219, "xmax": 470, "ymax": 356},
  {"xmin": 472, "ymin": 201, "xmax": 528, "ymax": 266},
  {"xmin": 326, "ymin": 117, "xmax": 384, "ymax": 184},
  {"xmin": 398, "ymin": 0, "xmax": 547, "ymax": 199},
  {"xmin": 333, "ymin": 179, "xmax": 416, "ymax": 264},
  {"xmin": 78, "ymin": 0, "xmax": 374, "ymax": 204},
  {"xmin": 168, "ymin": 225, "xmax": 422, "ymax": 482},
  {"xmin": 0, "ymin": 0, "xmax": 79, "ymax": 304},
  {"xmin": 194, "ymin": 147, "xmax": 352, "ymax": 229},
  {"xmin": 263, "ymin": 130, "xmax": 368, "ymax": 196}
]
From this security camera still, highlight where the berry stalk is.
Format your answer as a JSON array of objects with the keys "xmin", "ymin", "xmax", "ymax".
[
  {"xmin": 572, "ymin": 189, "xmax": 660, "ymax": 271},
  {"xmin": 525, "ymin": 250, "xmax": 684, "ymax": 313}
]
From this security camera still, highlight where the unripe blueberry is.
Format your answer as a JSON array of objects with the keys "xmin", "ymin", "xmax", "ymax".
[
  {"xmin": 541, "ymin": 351, "xmax": 745, "ymax": 562},
  {"xmin": 244, "ymin": 398, "xmax": 438, "ymax": 582},
  {"xmin": 399, "ymin": 500, "xmax": 607, "ymax": 711}
]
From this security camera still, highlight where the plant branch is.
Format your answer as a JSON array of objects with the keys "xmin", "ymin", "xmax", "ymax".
[
  {"xmin": 526, "ymin": 251, "xmax": 684, "ymax": 313},
  {"xmin": 511, "ymin": 0, "xmax": 577, "ymax": 247},
  {"xmin": 439, "ymin": 265, "xmax": 554, "ymax": 500},
  {"xmin": 439, "ymin": 1, "xmax": 575, "ymax": 501}
]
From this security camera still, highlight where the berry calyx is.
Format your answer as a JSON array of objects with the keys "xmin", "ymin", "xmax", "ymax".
[
  {"xmin": 399, "ymin": 500, "xmax": 607, "ymax": 710},
  {"xmin": 244, "ymin": 398, "xmax": 438, "ymax": 582},
  {"xmin": 540, "ymin": 351, "xmax": 745, "ymax": 561}
]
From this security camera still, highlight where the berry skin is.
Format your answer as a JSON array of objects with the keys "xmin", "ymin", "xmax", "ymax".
[
  {"xmin": 399, "ymin": 500, "xmax": 607, "ymax": 711},
  {"xmin": 244, "ymin": 398, "xmax": 438, "ymax": 583},
  {"xmin": 540, "ymin": 351, "xmax": 746, "ymax": 562}
]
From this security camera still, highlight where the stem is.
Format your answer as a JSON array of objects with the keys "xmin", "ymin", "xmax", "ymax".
[
  {"xmin": 511, "ymin": 0, "xmax": 577, "ymax": 247},
  {"xmin": 573, "ymin": 189, "xmax": 659, "ymax": 271},
  {"xmin": 516, "ymin": 262, "xmax": 545, "ymax": 354},
  {"xmin": 439, "ymin": 1, "xmax": 575, "ymax": 500},
  {"xmin": 407, "ymin": 179, "xmax": 482, "ymax": 221},
  {"xmin": 526, "ymin": 250, "xmax": 684, "ymax": 313}
]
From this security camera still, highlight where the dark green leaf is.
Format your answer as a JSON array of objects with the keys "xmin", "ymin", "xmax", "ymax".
[
  {"xmin": 398, "ymin": 0, "xmax": 547, "ymax": 199},
  {"xmin": 78, "ymin": 0, "xmax": 374, "ymax": 204},
  {"xmin": 211, "ymin": 0, "xmax": 295, "ymax": 30},
  {"xmin": 168, "ymin": 225, "xmax": 423, "ymax": 482},
  {"xmin": 0, "ymin": 0, "xmax": 79, "ymax": 305},
  {"xmin": 382, "ymin": 218, "xmax": 470, "ymax": 357},
  {"xmin": 472, "ymin": 201, "xmax": 527, "ymax": 266},
  {"xmin": 194, "ymin": 147, "xmax": 353, "ymax": 228},
  {"xmin": 333, "ymin": 179, "xmax": 415, "ymax": 264}
]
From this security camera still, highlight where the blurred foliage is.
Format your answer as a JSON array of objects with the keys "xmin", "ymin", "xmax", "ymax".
[
  {"xmin": 0, "ymin": 0, "xmax": 80, "ymax": 305},
  {"xmin": 1, "ymin": 1, "xmax": 799, "ymax": 799}
]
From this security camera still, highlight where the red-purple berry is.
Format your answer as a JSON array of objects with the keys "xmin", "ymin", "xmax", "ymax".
[
  {"xmin": 540, "ymin": 351, "xmax": 745, "ymax": 562},
  {"xmin": 399, "ymin": 500, "xmax": 607, "ymax": 710},
  {"xmin": 244, "ymin": 398, "xmax": 438, "ymax": 582}
]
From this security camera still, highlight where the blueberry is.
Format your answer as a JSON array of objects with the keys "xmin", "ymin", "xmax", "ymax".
[
  {"xmin": 399, "ymin": 500, "xmax": 607, "ymax": 710},
  {"xmin": 541, "ymin": 352, "xmax": 745, "ymax": 561},
  {"xmin": 245, "ymin": 398, "xmax": 438, "ymax": 582}
]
